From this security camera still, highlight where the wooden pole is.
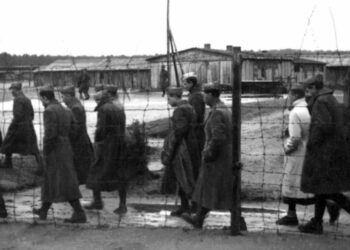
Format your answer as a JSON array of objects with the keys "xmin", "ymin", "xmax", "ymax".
[
  {"xmin": 166, "ymin": 0, "xmax": 171, "ymax": 86},
  {"xmin": 231, "ymin": 46, "xmax": 242, "ymax": 235},
  {"xmin": 170, "ymin": 35, "xmax": 180, "ymax": 87}
]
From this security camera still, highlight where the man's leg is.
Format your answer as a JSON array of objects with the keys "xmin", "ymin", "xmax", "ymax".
[
  {"xmin": 114, "ymin": 185, "xmax": 127, "ymax": 214},
  {"xmin": 182, "ymin": 206, "xmax": 210, "ymax": 229},
  {"xmin": 298, "ymin": 195, "xmax": 325, "ymax": 234},
  {"xmin": 0, "ymin": 192, "xmax": 7, "ymax": 218},
  {"xmin": 170, "ymin": 188, "xmax": 190, "ymax": 216},
  {"xmin": 33, "ymin": 202, "xmax": 52, "ymax": 220},
  {"xmin": 84, "ymin": 190, "xmax": 103, "ymax": 210},
  {"xmin": 65, "ymin": 199, "xmax": 87, "ymax": 223},
  {"xmin": 276, "ymin": 201, "xmax": 298, "ymax": 225}
]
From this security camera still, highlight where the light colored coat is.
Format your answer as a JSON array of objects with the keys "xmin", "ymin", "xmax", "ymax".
[{"xmin": 282, "ymin": 98, "xmax": 312, "ymax": 199}]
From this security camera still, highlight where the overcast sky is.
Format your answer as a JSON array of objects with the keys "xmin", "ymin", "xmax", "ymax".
[{"xmin": 0, "ymin": 0, "xmax": 349, "ymax": 56}]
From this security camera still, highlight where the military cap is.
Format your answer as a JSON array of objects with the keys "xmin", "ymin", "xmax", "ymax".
[
  {"xmin": 94, "ymin": 84, "xmax": 104, "ymax": 92},
  {"xmin": 38, "ymin": 85, "xmax": 54, "ymax": 92},
  {"xmin": 290, "ymin": 83, "xmax": 305, "ymax": 91},
  {"xmin": 183, "ymin": 72, "xmax": 197, "ymax": 81},
  {"xmin": 166, "ymin": 86, "xmax": 183, "ymax": 96},
  {"xmin": 104, "ymin": 85, "xmax": 118, "ymax": 95},
  {"xmin": 303, "ymin": 74, "xmax": 324, "ymax": 88},
  {"xmin": 59, "ymin": 85, "xmax": 75, "ymax": 95},
  {"xmin": 203, "ymin": 83, "xmax": 221, "ymax": 93},
  {"xmin": 9, "ymin": 82, "xmax": 22, "ymax": 90}
]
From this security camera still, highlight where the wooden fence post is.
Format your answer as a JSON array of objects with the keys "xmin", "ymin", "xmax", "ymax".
[{"xmin": 231, "ymin": 46, "xmax": 242, "ymax": 235}]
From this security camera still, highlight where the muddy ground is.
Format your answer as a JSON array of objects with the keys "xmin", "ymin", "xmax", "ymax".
[{"xmin": 1, "ymin": 223, "xmax": 350, "ymax": 250}]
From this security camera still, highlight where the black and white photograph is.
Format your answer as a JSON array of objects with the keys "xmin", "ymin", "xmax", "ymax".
[{"xmin": 1, "ymin": 0, "xmax": 350, "ymax": 249}]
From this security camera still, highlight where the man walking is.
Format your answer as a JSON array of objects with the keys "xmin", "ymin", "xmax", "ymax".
[
  {"xmin": 160, "ymin": 65, "xmax": 169, "ymax": 97},
  {"xmin": 276, "ymin": 84, "xmax": 314, "ymax": 226},
  {"xmin": 77, "ymin": 69, "xmax": 90, "ymax": 100},
  {"xmin": 183, "ymin": 72, "xmax": 205, "ymax": 170},
  {"xmin": 60, "ymin": 85, "xmax": 94, "ymax": 185},
  {"xmin": 298, "ymin": 74, "xmax": 350, "ymax": 234},
  {"xmin": 161, "ymin": 87, "xmax": 201, "ymax": 216},
  {"xmin": 182, "ymin": 84, "xmax": 245, "ymax": 229},
  {"xmin": 33, "ymin": 86, "xmax": 86, "ymax": 223},
  {"xmin": 85, "ymin": 88, "xmax": 128, "ymax": 214},
  {"xmin": 0, "ymin": 82, "xmax": 43, "ymax": 173}
]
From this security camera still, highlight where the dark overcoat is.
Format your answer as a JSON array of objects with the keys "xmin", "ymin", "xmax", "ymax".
[
  {"xmin": 77, "ymin": 73, "xmax": 90, "ymax": 93},
  {"xmin": 86, "ymin": 97, "xmax": 126, "ymax": 191},
  {"xmin": 192, "ymin": 101, "xmax": 234, "ymax": 210},
  {"xmin": 0, "ymin": 92, "xmax": 39, "ymax": 155},
  {"xmin": 188, "ymin": 84, "xmax": 205, "ymax": 160},
  {"xmin": 161, "ymin": 100, "xmax": 201, "ymax": 196},
  {"xmin": 66, "ymin": 97, "xmax": 94, "ymax": 185},
  {"xmin": 159, "ymin": 69, "xmax": 169, "ymax": 91},
  {"xmin": 301, "ymin": 89, "xmax": 350, "ymax": 194},
  {"xmin": 41, "ymin": 100, "xmax": 82, "ymax": 203}
]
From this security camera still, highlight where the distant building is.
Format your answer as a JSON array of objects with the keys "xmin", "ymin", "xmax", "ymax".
[
  {"xmin": 147, "ymin": 44, "xmax": 323, "ymax": 93},
  {"xmin": 0, "ymin": 65, "xmax": 38, "ymax": 83},
  {"xmin": 34, "ymin": 56, "xmax": 151, "ymax": 90}
]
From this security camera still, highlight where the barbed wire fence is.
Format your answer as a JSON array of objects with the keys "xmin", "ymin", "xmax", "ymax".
[{"xmin": 0, "ymin": 56, "xmax": 350, "ymax": 239}]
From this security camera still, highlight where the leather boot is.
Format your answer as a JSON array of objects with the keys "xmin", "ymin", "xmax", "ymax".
[
  {"xmin": 84, "ymin": 190, "xmax": 103, "ymax": 210},
  {"xmin": 0, "ymin": 197, "xmax": 7, "ymax": 218},
  {"xmin": 298, "ymin": 218, "xmax": 323, "ymax": 234},
  {"xmin": 33, "ymin": 202, "xmax": 51, "ymax": 220},
  {"xmin": 182, "ymin": 213, "xmax": 206, "ymax": 229},
  {"xmin": 327, "ymin": 202, "xmax": 340, "ymax": 225},
  {"xmin": 65, "ymin": 200, "xmax": 87, "ymax": 223}
]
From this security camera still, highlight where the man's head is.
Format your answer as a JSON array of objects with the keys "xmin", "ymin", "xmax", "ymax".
[
  {"xmin": 203, "ymin": 84, "xmax": 220, "ymax": 107},
  {"xmin": 166, "ymin": 87, "xmax": 183, "ymax": 107},
  {"xmin": 60, "ymin": 85, "xmax": 75, "ymax": 105},
  {"xmin": 182, "ymin": 72, "xmax": 198, "ymax": 91},
  {"xmin": 304, "ymin": 74, "xmax": 324, "ymax": 97},
  {"xmin": 9, "ymin": 82, "xmax": 22, "ymax": 98},
  {"xmin": 104, "ymin": 85, "xmax": 118, "ymax": 98},
  {"xmin": 288, "ymin": 83, "xmax": 305, "ymax": 107},
  {"xmin": 39, "ymin": 86, "xmax": 55, "ymax": 107}
]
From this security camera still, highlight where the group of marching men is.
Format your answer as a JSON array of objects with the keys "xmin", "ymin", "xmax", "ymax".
[
  {"xmin": 159, "ymin": 72, "xmax": 350, "ymax": 234},
  {"xmin": 0, "ymin": 72, "xmax": 350, "ymax": 234},
  {"xmin": 0, "ymin": 82, "xmax": 127, "ymax": 223}
]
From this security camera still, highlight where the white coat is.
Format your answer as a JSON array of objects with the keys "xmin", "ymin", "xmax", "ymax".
[{"xmin": 282, "ymin": 98, "xmax": 312, "ymax": 199}]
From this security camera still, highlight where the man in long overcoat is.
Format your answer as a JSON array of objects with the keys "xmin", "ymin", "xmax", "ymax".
[
  {"xmin": 276, "ymin": 84, "xmax": 314, "ymax": 226},
  {"xmin": 161, "ymin": 87, "xmax": 201, "ymax": 216},
  {"xmin": 183, "ymin": 72, "xmax": 205, "ymax": 167},
  {"xmin": 159, "ymin": 65, "xmax": 169, "ymax": 97},
  {"xmin": 0, "ymin": 82, "xmax": 43, "ymax": 171},
  {"xmin": 34, "ymin": 86, "xmax": 86, "ymax": 223},
  {"xmin": 299, "ymin": 74, "xmax": 350, "ymax": 234},
  {"xmin": 85, "ymin": 89, "xmax": 127, "ymax": 214},
  {"xmin": 60, "ymin": 85, "xmax": 94, "ymax": 185},
  {"xmin": 77, "ymin": 69, "xmax": 90, "ymax": 100},
  {"xmin": 182, "ymin": 84, "xmax": 245, "ymax": 229}
]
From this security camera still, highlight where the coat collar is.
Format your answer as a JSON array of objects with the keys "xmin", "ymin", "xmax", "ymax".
[
  {"xmin": 292, "ymin": 97, "xmax": 307, "ymax": 107},
  {"xmin": 307, "ymin": 88, "xmax": 333, "ymax": 110}
]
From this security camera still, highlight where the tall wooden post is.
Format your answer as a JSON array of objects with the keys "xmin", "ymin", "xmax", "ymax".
[
  {"xmin": 231, "ymin": 46, "xmax": 242, "ymax": 235},
  {"xmin": 166, "ymin": 0, "xmax": 171, "ymax": 86}
]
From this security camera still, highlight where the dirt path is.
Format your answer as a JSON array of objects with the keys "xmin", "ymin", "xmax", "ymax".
[{"xmin": 1, "ymin": 223, "xmax": 349, "ymax": 250}]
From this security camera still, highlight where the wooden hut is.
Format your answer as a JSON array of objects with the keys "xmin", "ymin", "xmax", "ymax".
[
  {"xmin": 33, "ymin": 57, "xmax": 151, "ymax": 90},
  {"xmin": 147, "ymin": 44, "xmax": 295, "ymax": 93}
]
